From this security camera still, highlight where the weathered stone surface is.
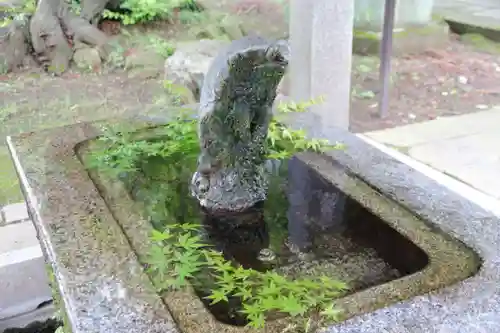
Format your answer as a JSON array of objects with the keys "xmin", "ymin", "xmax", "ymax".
[
  {"xmin": 73, "ymin": 47, "xmax": 101, "ymax": 69},
  {"xmin": 191, "ymin": 36, "xmax": 290, "ymax": 212},
  {"xmin": 353, "ymin": 22, "xmax": 450, "ymax": 56},
  {"xmin": 6, "ymin": 124, "xmax": 181, "ymax": 333},
  {"xmin": 0, "ymin": 303, "xmax": 56, "ymax": 332},
  {"xmin": 365, "ymin": 108, "xmax": 500, "ymax": 201},
  {"xmin": 0, "ymin": 220, "xmax": 52, "ymax": 323},
  {"xmin": 164, "ymin": 39, "xmax": 229, "ymax": 99},
  {"xmin": 6, "ymin": 113, "xmax": 500, "ymax": 333},
  {"xmin": 1, "ymin": 202, "xmax": 29, "ymax": 224},
  {"xmin": 365, "ymin": 107, "xmax": 500, "ymax": 147},
  {"xmin": 408, "ymin": 130, "xmax": 500, "ymax": 200}
]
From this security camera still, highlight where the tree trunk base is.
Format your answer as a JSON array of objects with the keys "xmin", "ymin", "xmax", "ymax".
[{"xmin": 2, "ymin": 0, "xmax": 113, "ymax": 74}]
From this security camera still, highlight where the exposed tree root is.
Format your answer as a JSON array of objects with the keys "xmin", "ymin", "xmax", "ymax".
[{"xmin": 2, "ymin": 0, "xmax": 113, "ymax": 74}]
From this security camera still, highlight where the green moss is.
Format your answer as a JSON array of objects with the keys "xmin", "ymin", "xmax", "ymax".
[
  {"xmin": 45, "ymin": 264, "xmax": 72, "ymax": 333},
  {"xmin": 353, "ymin": 29, "xmax": 380, "ymax": 40},
  {"xmin": 0, "ymin": 148, "xmax": 23, "ymax": 206},
  {"xmin": 447, "ymin": 20, "xmax": 500, "ymax": 42},
  {"xmin": 353, "ymin": 22, "xmax": 448, "ymax": 55},
  {"xmin": 385, "ymin": 144, "xmax": 410, "ymax": 155},
  {"xmin": 460, "ymin": 33, "xmax": 500, "ymax": 54},
  {"xmin": 431, "ymin": 14, "xmax": 446, "ymax": 24},
  {"xmin": 354, "ymin": 21, "xmax": 446, "ymax": 41}
]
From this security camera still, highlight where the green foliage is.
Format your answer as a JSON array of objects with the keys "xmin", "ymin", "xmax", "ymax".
[
  {"xmin": 0, "ymin": 0, "xmax": 35, "ymax": 27},
  {"xmin": 89, "ymin": 89, "xmax": 347, "ymax": 331},
  {"xmin": 147, "ymin": 223, "xmax": 207, "ymax": 289},
  {"xmin": 269, "ymin": 96, "xmax": 346, "ymax": 160},
  {"xmin": 146, "ymin": 35, "xmax": 176, "ymax": 58},
  {"xmin": 102, "ymin": 0, "xmax": 201, "ymax": 25},
  {"xmin": 147, "ymin": 223, "xmax": 348, "ymax": 330},
  {"xmin": 0, "ymin": 58, "xmax": 7, "ymax": 75},
  {"xmin": 45, "ymin": 264, "xmax": 71, "ymax": 333},
  {"xmin": 106, "ymin": 40, "xmax": 127, "ymax": 69},
  {"xmin": 92, "ymin": 95, "xmax": 344, "ymax": 179},
  {"xmin": 89, "ymin": 110, "xmax": 198, "ymax": 179}
]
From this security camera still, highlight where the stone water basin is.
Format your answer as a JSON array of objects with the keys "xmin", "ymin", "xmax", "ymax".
[{"xmin": 76, "ymin": 123, "xmax": 480, "ymax": 333}]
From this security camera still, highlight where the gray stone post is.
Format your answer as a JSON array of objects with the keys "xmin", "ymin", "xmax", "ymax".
[
  {"xmin": 289, "ymin": 0, "xmax": 354, "ymax": 131},
  {"xmin": 310, "ymin": 0, "xmax": 354, "ymax": 131}
]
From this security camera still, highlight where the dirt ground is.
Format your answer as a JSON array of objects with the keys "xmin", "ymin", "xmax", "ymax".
[
  {"xmin": 350, "ymin": 35, "xmax": 500, "ymax": 132},
  {"xmin": 1, "ymin": 0, "xmax": 500, "ymax": 205}
]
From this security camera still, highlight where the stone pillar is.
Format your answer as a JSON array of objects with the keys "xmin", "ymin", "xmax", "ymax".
[
  {"xmin": 289, "ymin": 0, "xmax": 313, "ymax": 102},
  {"xmin": 310, "ymin": 0, "xmax": 354, "ymax": 131},
  {"xmin": 289, "ymin": 0, "xmax": 354, "ymax": 131}
]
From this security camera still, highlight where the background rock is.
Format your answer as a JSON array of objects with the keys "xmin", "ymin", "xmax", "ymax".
[
  {"xmin": 164, "ymin": 39, "xmax": 229, "ymax": 100},
  {"xmin": 73, "ymin": 47, "xmax": 101, "ymax": 69},
  {"xmin": 124, "ymin": 47, "xmax": 165, "ymax": 76}
]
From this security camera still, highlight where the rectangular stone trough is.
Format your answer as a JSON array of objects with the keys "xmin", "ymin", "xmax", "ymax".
[{"xmin": 6, "ymin": 112, "xmax": 500, "ymax": 333}]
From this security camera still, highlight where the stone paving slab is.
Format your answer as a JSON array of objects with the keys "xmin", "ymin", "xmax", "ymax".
[
  {"xmin": 0, "ymin": 212, "xmax": 52, "ymax": 323},
  {"xmin": 365, "ymin": 108, "xmax": 500, "ymax": 200},
  {"xmin": 0, "ymin": 257, "xmax": 52, "ymax": 320},
  {"xmin": 0, "ymin": 220, "xmax": 40, "ymax": 254},
  {"xmin": 358, "ymin": 134, "xmax": 500, "ymax": 217},
  {"xmin": 1, "ymin": 202, "xmax": 29, "ymax": 225},
  {"xmin": 0, "ymin": 303, "xmax": 55, "ymax": 332},
  {"xmin": 409, "ymin": 130, "xmax": 500, "ymax": 199},
  {"xmin": 365, "ymin": 108, "xmax": 500, "ymax": 147}
]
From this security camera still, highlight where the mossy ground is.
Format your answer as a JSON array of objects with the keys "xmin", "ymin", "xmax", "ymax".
[{"xmin": 460, "ymin": 33, "xmax": 500, "ymax": 54}]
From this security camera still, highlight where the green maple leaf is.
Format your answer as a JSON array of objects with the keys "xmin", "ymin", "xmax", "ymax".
[
  {"xmin": 150, "ymin": 229, "xmax": 172, "ymax": 242},
  {"xmin": 177, "ymin": 233, "xmax": 198, "ymax": 248},
  {"xmin": 320, "ymin": 303, "xmax": 342, "ymax": 321},
  {"xmin": 298, "ymin": 279, "xmax": 322, "ymax": 290},
  {"xmin": 174, "ymin": 251, "xmax": 200, "ymax": 265},
  {"xmin": 178, "ymin": 223, "xmax": 201, "ymax": 232},
  {"xmin": 234, "ymin": 287, "xmax": 253, "ymax": 300},
  {"xmin": 206, "ymin": 289, "xmax": 229, "ymax": 304},
  {"xmin": 259, "ymin": 296, "xmax": 279, "ymax": 311},
  {"xmin": 147, "ymin": 245, "xmax": 171, "ymax": 272},
  {"xmin": 258, "ymin": 281, "xmax": 281, "ymax": 298},
  {"xmin": 320, "ymin": 276, "xmax": 349, "ymax": 291},
  {"xmin": 279, "ymin": 295, "xmax": 307, "ymax": 317},
  {"xmin": 246, "ymin": 313, "xmax": 265, "ymax": 329},
  {"xmin": 213, "ymin": 259, "xmax": 234, "ymax": 273}
]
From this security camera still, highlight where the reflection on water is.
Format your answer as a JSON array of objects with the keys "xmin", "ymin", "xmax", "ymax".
[
  {"xmin": 197, "ymin": 156, "xmax": 350, "ymax": 272},
  {"xmin": 287, "ymin": 156, "xmax": 347, "ymax": 253},
  {"xmin": 200, "ymin": 202, "xmax": 271, "ymax": 272},
  {"xmin": 125, "ymin": 152, "xmax": 429, "ymax": 325}
]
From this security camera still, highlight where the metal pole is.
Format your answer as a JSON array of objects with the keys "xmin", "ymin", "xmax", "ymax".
[{"xmin": 378, "ymin": 0, "xmax": 397, "ymax": 118}]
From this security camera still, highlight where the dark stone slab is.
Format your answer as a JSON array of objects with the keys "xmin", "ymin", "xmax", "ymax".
[
  {"xmin": 6, "ymin": 110, "xmax": 500, "ymax": 333},
  {"xmin": 434, "ymin": 0, "xmax": 500, "ymax": 42},
  {"xmin": 446, "ymin": 19, "xmax": 500, "ymax": 42}
]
